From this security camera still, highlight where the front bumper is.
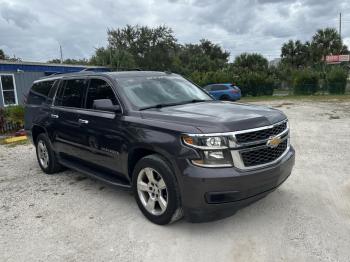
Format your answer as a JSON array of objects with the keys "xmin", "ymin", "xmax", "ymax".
[{"xmin": 180, "ymin": 146, "xmax": 295, "ymax": 222}]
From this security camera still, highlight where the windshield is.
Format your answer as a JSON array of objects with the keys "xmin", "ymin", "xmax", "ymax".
[{"xmin": 116, "ymin": 75, "xmax": 212, "ymax": 109}]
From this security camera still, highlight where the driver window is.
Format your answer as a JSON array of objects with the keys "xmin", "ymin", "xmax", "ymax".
[{"xmin": 86, "ymin": 79, "xmax": 118, "ymax": 109}]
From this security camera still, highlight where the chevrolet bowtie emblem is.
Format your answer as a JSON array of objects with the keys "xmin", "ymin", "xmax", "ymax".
[{"xmin": 266, "ymin": 136, "xmax": 282, "ymax": 148}]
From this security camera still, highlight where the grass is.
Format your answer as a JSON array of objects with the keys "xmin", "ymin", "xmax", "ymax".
[{"xmin": 240, "ymin": 94, "xmax": 350, "ymax": 102}]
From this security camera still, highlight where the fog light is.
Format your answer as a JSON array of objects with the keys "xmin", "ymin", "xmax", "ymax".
[{"xmin": 204, "ymin": 151, "xmax": 224, "ymax": 159}]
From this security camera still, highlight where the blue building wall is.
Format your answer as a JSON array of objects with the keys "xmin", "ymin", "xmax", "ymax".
[{"xmin": 0, "ymin": 62, "xmax": 109, "ymax": 107}]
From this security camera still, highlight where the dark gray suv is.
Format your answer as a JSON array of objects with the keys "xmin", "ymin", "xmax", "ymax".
[{"xmin": 24, "ymin": 71, "xmax": 295, "ymax": 224}]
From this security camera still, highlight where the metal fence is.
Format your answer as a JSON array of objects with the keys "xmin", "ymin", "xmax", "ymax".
[{"xmin": 0, "ymin": 121, "xmax": 21, "ymax": 134}]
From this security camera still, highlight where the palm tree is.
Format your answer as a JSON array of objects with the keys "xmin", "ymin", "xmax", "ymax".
[
  {"xmin": 311, "ymin": 28, "xmax": 345, "ymax": 62},
  {"xmin": 281, "ymin": 40, "xmax": 310, "ymax": 67}
]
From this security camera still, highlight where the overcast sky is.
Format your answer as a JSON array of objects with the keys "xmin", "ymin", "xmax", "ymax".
[{"xmin": 1, "ymin": 0, "xmax": 350, "ymax": 62}]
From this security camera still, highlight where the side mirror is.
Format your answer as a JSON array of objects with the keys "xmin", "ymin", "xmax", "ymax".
[{"xmin": 93, "ymin": 99, "xmax": 121, "ymax": 113}]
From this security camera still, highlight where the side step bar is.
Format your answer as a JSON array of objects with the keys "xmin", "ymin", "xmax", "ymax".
[{"xmin": 59, "ymin": 159, "xmax": 132, "ymax": 190}]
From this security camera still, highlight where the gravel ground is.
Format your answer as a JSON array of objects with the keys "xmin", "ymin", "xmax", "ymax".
[{"xmin": 1, "ymin": 100, "xmax": 350, "ymax": 262}]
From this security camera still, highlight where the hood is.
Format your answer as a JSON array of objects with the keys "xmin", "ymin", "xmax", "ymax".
[{"xmin": 140, "ymin": 101, "xmax": 287, "ymax": 133}]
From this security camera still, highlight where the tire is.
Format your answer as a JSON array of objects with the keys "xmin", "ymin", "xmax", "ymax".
[
  {"xmin": 132, "ymin": 154, "xmax": 183, "ymax": 225},
  {"xmin": 220, "ymin": 95, "xmax": 230, "ymax": 101},
  {"xmin": 35, "ymin": 133, "xmax": 62, "ymax": 174}
]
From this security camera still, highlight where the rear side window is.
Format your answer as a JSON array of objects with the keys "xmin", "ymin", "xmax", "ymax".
[
  {"xmin": 211, "ymin": 85, "xmax": 228, "ymax": 91},
  {"xmin": 27, "ymin": 80, "xmax": 55, "ymax": 105},
  {"xmin": 85, "ymin": 79, "xmax": 118, "ymax": 109},
  {"xmin": 55, "ymin": 79, "xmax": 87, "ymax": 108}
]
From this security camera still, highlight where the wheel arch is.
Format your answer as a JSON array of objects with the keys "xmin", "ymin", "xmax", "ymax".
[
  {"xmin": 127, "ymin": 146, "xmax": 177, "ymax": 182},
  {"xmin": 31, "ymin": 125, "xmax": 47, "ymax": 145}
]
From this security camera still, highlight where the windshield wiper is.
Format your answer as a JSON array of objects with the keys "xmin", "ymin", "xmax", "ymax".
[
  {"xmin": 139, "ymin": 102, "xmax": 185, "ymax": 111},
  {"xmin": 187, "ymin": 99, "xmax": 208, "ymax": 103},
  {"xmin": 139, "ymin": 99, "xmax": 209, "ymax": 111}
]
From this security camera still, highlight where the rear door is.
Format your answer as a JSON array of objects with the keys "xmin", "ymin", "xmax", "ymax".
[
  {"xmin": 51, "ymin": 78, "xmax": 88, "ymax": 160},
  {"xmin": 210, "ymin": 85, "xmax": 229, "ymax": 99}
]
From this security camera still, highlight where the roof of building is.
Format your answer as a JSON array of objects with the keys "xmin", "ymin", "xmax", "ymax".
[{"xmin": 0, "ymin": 60, "xmax": 109, "ymax": 74}]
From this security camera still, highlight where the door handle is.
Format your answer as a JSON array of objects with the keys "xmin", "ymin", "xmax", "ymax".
[
  {"xmin": 51, "ymin": 114, "xmax": 59, "ymax": 119},
  {"xmin": 78, "ymin": 119, "xmax": 89, "ymax": 124}
]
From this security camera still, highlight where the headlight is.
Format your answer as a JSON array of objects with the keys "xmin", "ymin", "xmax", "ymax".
[{"xmin": 182, "ymin": 135, "xmax": 233, "ymax": 167}]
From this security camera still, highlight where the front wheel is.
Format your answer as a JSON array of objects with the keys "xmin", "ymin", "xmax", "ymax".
[
  {"xmin": 132, "ymin": 154, "xmax": 183, "ymax": 225},
  {"xmin": 219, "ymin": 95, "xmax": 230, "ymax": 101}
]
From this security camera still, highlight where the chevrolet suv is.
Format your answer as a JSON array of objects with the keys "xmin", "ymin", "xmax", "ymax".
[{"xmin": 24, "ymin": 71, "xmax": 295, "ymax": 225}]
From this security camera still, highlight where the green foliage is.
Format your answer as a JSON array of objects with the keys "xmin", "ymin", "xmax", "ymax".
[
  {"xmin": 0, "ymin": 49, "xmax": 5, "ymax": 60},
  {"xmin": 311, "ymin": 28, "xmax": 347, "ymax": 63},
  {"xmin": 106, "ymin": 25, "xmax": 178, "ymax": 71},
  {"xmin": 327, "ymin": 67, "xmax": 348, "ymax": 94},
  {"xmin": 91, "ymin": 25, "xmax": 229, "ymax": 73},
  {"xmin": 293, "ymin": 70, "xmax": 319, "ymax": 95},
  {"xmin": 90, "ymin": 47, "xmax": 136, "ymax": 69},
  {"xmin": 281, "ymin": 40, "xmax": 311, "ymax": 68},
  {"xmin": 5, "ymin": 105, "xmax": 25, "ymax": 126},
  {"xmin": 47, "ymin": 58, "xmax": 90, "ymax": 65},
  {"xmin": 189, "ymin": 70, "xmax": 232, "ymax": 87},
  {"xmin": 235, "ymin": 72, "xmax": 275, "ymax": 97},
  {"xmin": 233, "ymin": 53, "xmax": 268, "ymax": 72},
  {"xmin": 175, "ymin": 39, "xmax": 229, "ymax": 75}
]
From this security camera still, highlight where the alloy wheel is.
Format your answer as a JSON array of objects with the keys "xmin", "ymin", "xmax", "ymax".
[
  {"xmin": 137, "ymin": 167, "xmax": 168, "ymax": 216},
  {"xmin": 38, "ymin": 140, "xmax": 49, "ymax": 169}
]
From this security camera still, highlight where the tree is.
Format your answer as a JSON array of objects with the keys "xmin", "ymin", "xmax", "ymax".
[
  {"xmin": 47, "ymin": 58, "xmax": 89, "ymax": 65},
  {"xmin": 0, "ymin": 49, "xmax": 5, "ymax": 60},
  {"xmin": 281, "ymin": 40, "xmax": 311, "ymax": 68},
  {"xmin": 90, "ymin": 47, "xmax": 135, "ymax": 69},
  {"xmin": 106, "ymin": 25, "xmax": 178, "ymax": 70},
  {"xmin": 311, "ymin": 28, "xmax": 348, "ymax": 62},
  {"xmin": 175, "ymin": 39, "xmax": 229, "ymax": 74},
  {"xmin": 233, "ymin": 53, "xmax": 268, "ymax": 72}
]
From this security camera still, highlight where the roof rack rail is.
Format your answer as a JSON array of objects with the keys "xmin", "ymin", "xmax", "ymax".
[{"xmin": 109, "ymin": 67, "xmax": 143, "ymax": 71}]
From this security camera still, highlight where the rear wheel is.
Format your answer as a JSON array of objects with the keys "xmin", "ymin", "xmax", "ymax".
[
  {"xmin": 132, "ymin": 154, "xmax": 183, "ymax": 225},
  {"xmin": 36, "ymin": 133, "xmax": 62, "ymax": 174},
  {"xmin": 220, "ymin": 95, "xmax": 230, "ymax": 101}
]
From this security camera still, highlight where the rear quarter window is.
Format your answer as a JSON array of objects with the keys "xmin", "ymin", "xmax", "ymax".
[{"xmin": 27, "ymin": 80, "xmax": 56, "ymax": 105}]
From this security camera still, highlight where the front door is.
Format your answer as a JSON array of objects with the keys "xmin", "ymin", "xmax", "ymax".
[{"xmin": 77, "ymin": 78, "xmax": 126, "ymax": 175}]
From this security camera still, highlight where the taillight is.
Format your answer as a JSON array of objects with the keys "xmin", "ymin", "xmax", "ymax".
[{"xmin": 231, "ymin": 89, "xmax": 239, "ymax": 94}]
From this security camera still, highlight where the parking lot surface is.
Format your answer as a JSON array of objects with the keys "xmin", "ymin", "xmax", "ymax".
[{"xmin": 1, "ymin": 100, "xmax": 350, "ymax": 262}]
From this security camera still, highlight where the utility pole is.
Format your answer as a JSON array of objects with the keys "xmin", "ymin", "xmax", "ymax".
[
  {"xmin": 59, "ymin": 45, "xmax": 63, "ymax": 64},
  {"xmin": 339, "ymin": 12, "xmax": 342, "ymax": 40}
]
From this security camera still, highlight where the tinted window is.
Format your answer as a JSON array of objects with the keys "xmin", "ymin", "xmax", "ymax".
[
  {"xmin": 27, "ymin": 80, "xmax": 55, "ymax": 105},
  {"xmin": 58, "ymin": 79, "xmax": 87, "ymax": 108},
  {"xmin": 85, "ymin": 79, "xmax": 118, "ymax": 109},
  {"xmin": 211, "ymin": 85, "xmax": 228, "ymax": 91}
]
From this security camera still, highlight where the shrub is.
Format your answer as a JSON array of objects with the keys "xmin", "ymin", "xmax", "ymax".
[
  {"xmin": 5, "ymin": 105, "xmax": 25, "ymax": 126},
  {"xmin": 235, "ymin": 72, "xmax": 274, "ymax": 96},
  {"xmin": 0, "ymin": 108, "xmax": 6, "ymax": 131},
  {"xmin": 327, "ymin": 67, "xmax": 348, "ymax": 94},
  {"xmin": 189, "ymin": 70, "xmax": 232, "ymax": 87},
  {"xmin": 293, "ymin": 70, "xmax": 319, "ymax": 95}
]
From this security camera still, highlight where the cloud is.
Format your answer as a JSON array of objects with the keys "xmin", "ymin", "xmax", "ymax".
[
  {"xmin": 0, "ymin": 2, "xmax": 38, "ymax": 29},
  {"xmin": 0, "ymin": 0, "xmax": 349, "ymax": 62}
]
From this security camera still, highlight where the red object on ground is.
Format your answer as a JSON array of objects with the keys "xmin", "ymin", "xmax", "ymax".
[{"xmin": 15, "ymin": 129, "xmax": 26, "ymax": 137}]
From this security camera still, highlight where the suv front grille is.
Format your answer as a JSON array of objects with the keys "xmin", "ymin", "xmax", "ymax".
[
  {"xmin": 240, "ymin": 140, "xmax": 288, "ymax": 167},
  {"xmin": 230, "ymin": 120, "xmax": 289, "ymax": 170},
  {"xmin": 235, "ymin": 121, "xmax": 287, "ymax": 143}
]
